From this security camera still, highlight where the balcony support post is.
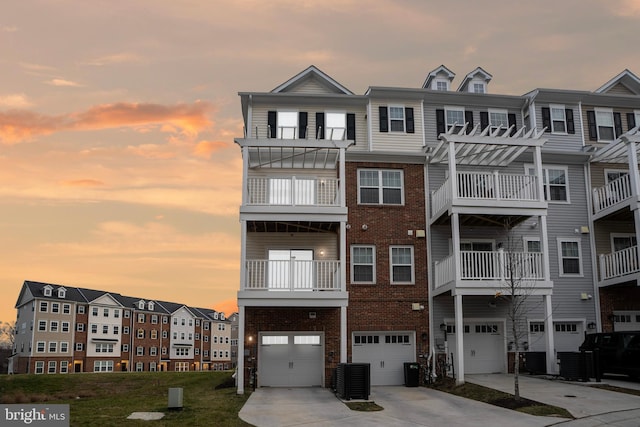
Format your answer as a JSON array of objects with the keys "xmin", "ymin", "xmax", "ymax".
[
  {"xmin": 340, "ymin": 306, "xmax": 347, "ymax": 363},
  {"xmin": 534, "ymin": 146, "xmax": 544, "ymax": 202},
  {"xmin": 237, "ymin": 305, "xmax": 246, "ymax": 394},
  {"xmin": 448, "ymin": 141, "xmax": 458, "ymax": 202},
  {"xmin": 627, "ymin": 139, "xmax": 640, "ymax": 207},
  {"xmin": 543, "ymin": 295, "xmax": 556, "ymax": 374},
  {"xmin": 452, "ymin": 213, "xmax": 462, "ymax": 282},
  {"xmin": 454, "ymin": 294, "xmax": 464, "ymax": 385},
  {"xmin": 539, "ymin": 215, "xmax": 551, "ymax": 282}
]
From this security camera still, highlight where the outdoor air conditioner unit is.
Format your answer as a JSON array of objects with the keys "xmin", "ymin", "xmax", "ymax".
[{"xmin": 334, "ymin": 363, "xmax": 370, "ymax": 400}]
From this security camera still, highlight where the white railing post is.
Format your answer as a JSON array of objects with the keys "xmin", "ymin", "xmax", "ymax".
[{"xmin": 493, "ymin": 171, "xmax": 501, "ymax": 200}]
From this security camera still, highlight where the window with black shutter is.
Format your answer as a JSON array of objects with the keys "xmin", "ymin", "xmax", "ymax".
[
  {"xmin": 586, "ymin": 111, "xmax": 597, "ymax": 140},
  {"xmin": 627, "ymin": 113, "xmax": 637, "ymax": 131},
  {"xmin": 268, "ymin": 110, "xmax": 277, "ymax": 138},
  {"xmin": 405, "ymin": 107, "xmax": 415, "ymax": 133},
  {"xmin": 316, "ymin": 112, "xmax": 325, "ymax": 139},
  {"xmin": 299, "ymin": 112, "xmax": 308, "ymax": 139},
  {"xmin": 508, "ymin": 113, "xmax": 517, "ymax": 136},
  {"xmin": 465, "ymin": 111, "xmax": 474, "ymax": 134},
  {"xmin": 346, "ymin": 113, "xmax": 356, "ymax": 141},
  {"xmin": 436, "ymin": 109, "xmax": 445, "ymax": 137},
  {"xmin": 379, "ymin": 106, "xmax": 388, "ymax": 133}
]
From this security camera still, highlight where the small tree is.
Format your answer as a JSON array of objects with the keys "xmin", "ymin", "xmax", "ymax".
[
  {"xmin": 0, "ymin": 321, "xmax": 16, "ymax": 350},
  {"xmin": 495, "ymin": 223, "xmax": 542, "ymax": 400}
]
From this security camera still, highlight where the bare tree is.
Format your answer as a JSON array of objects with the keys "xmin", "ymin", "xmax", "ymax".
[
  {"xmin": 495, "ymin": 223, "xmax": 543, "ymax": 400},
  {"xmin": 0, "ymin": 321, "xmax": 16, "ymax": 350}
]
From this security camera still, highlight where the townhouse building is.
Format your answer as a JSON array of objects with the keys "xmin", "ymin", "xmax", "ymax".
[
  {"xmin": 10, "ymin": 281, "xmax": 232, "ymax": 374},
  {"xmin": 235, "ymin": 65, "xmax": 639, "ymax": 392}
]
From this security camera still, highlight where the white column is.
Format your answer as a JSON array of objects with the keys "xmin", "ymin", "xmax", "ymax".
[
  {"xmin": 543, "ymin": 295, "xmax": 556, "ymax": 374},
  {"xmin": 340, "ymin": 306, "xmax": 347, "ymax": 363},
  {"xmin": 452, "ymin": 213, "xmax": 462, "ymax": 281},
  {"xmin": 534, "ymin": 146, "xmax": 545, "ymax": 203},
  {"xmin": 340, "ymin": 221, "xmax": 347, "ymax": 292},
  {"xmin": 539, "ymin": 215, "xmax": 551, "ymax": 282},
  {"xmin": 237, "ymin": 305, "xmax": 245, "ymax": 394},
  {"xmin": 454, "ymin": 293, "xmax": 465, "ymax": 385},
  {"xmin": 448, "ymin": 141, "xmax": 458, "ymax": 202}
]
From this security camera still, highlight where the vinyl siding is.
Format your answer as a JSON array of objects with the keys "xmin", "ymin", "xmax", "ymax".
[
  {"xmin": 535, "ymin": 104, "xmax": 583, "ymax": 150},
  {"xmin": 603, "ymin": 83, "xmax": 636, "ymax": 96},
  {"xmin": 369, "ymin": 99, "xmax": 424, "ymax": 152},
  {"xmin": 250, "ymin": 104, "xmax": 366, "ymax": 142},
  {"xmin": 582, "ymin": 106, "xmax": 638, "ymax": 146},
  {"xmin": 246, "ymin": 232, "xmax": 339, "ymax": 260}
]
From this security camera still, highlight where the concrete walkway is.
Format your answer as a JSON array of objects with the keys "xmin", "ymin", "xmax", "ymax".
[{"xmin": 239, "ymin": 374, "xmax": 640, "ymax": 427}]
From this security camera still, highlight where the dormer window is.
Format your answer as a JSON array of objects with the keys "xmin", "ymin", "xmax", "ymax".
[
  {"xmin": 138, "ymin": 300, "xmax": 145, "ymax": 310},
  {"xmin": 220, "ymin": 313, "xmax": 225, "ymax": 321},
  {"xmin": 43, "ymin": 285, "xmax": 53, "ymax": 297},
  {"xmin": 147, "ymin": 301, "xmax": 154, "ymax": 311},
  {"xmin": 214, "ymin": 312, "xmax": 219, "ymax": 320},
  {"xmin": 57, "ymin": 287, "xmax": 66, "ymax": 298},
  {"xmin": 472, "ymin": 83, "xmax": 485, "ymax": 94},
  {"xmin": 435, "ymin": 80, "xmax": 449, "ymax": 91}
]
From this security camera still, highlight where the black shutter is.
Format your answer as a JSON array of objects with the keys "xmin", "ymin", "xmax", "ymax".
[
  {"xmin": 298, "ymin": 112, "xmax": 307, "ymax": 139},
  {"xmin": 379, "ymin": 106, "xmax": 388, "ymax": 132},
  {"xmin": 316, "ymin": 112, "xmax": 325, "ymax": 139},
  {"xmin": 541, "ymin": 107, "xmax": 551, "ymax": 132},
  {"xmin": 587, "ymin": 111, "xmax": 597, "ymax": 140},
  {"xmin": 346, "ymin": 113, "xmax": 356, "ymax": 142},
  {"xmin": 508, "ymin": 113, "xmax": 517, "ymax": 136},
  {"xmin": 614, "ymin": 112, "xmax": 623, "ymax": 137},
  {"xmin": 267, "ymin": 111, "xmax": 277, "ymax": 138},
  {"xmin": 628, "ymin": 112, "xmax": 637, "ymax": 131},
  {"xmin": 436, "ymin": 109, "xmax": 445, "ymax": 137},
  {"xmin": 465, "ymin": 111, "xmax": 474, "ymax": 134},
  {"xmin": 480, "ymin": 111, "xmax": 489, "ymax": 131},
  {"xmin": 566, "ymin": 109, "xmax": 575, "ymax": 134},
  {"xmin": 405, "ymin": 107, "xmax": 415, "ymax": 133}
]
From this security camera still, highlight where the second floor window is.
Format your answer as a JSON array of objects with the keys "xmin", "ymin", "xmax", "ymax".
[
  {"xmin": 390, "ymin": 246, "xmax": 414, "ymax": 284},
  {"xmin": 351, "ymin": 245, "xmax": 375, "ymax": 284},
  {"xmin": 526, "ymin": 165, "xmax": 569, "ymax": 202},
  {"xmin": 379, "ymin": 106, "xmax": 414, "ymax": 133},
  {"xmin": 358, "ymin": 169, "xmax": 403, "ymax": 205}
]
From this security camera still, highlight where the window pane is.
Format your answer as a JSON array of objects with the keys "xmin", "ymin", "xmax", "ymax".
[
  {"xmin": 599, "ymin": 126, "xmax": 615, "ymax": 140},
  {"xmin": 359, "ymin": 170, "xmax": 379, "ymax": 187},
  {"xmin": 596, "ymin": 111, "xmax": 613, "ymax": 126},
  {"xmin": 446, "ymin": 110, "xmax": 464, "ymax": 126},
  {"xmin": 392, "ymin": 247, "xmax": 412, "ymax": 264},
  {"xmin": 390, "ymin": 120, "xmax": 404, "ymax": 132},
  {"xmin": 551, "ymin": 108, "xmax": 565, "ymax": 121},
  {"xmin": 563, "ymin": 259, "xmax": 580, "ymax": 274},
  {"xmin": 490, "ymin": 112, "xmax": 508, "ymax": 128},
  {"xmin": 548, "ymin": 169, "xmax": 565, "ymax": 185},
  {"xmin": 389, "ymin": 107, "xmax": 404, "ymax": 120},
  {"xmin": 360, "ymin": 188, "xmax": 379, "ymax": 203},
  {"xmin": 353, "ymin": 265, "xmax": 373, "ymax": 282},
  {"xmin": 562, "ymin": 242, "xmax": 579, "ymax": 257},
  {"xmin": 382, "ymin": 188, "xmax": 401, "ymax": 204},
  {"xmin": 393, "ymin": 266, "xmax": 412, "ymax": 282},
  {"xmin": 353, "ymin": 247, "xmax": 373, "ymax": 263},
  {"xmin": 382, "ymin": 171, "xmax": 401, "ymax": 187},
  {"xmin": 527, "ymin": 241, "xmax": 541, "ymax": 252}
]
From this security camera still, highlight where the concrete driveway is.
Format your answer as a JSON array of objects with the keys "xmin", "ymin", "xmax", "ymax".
[{"xmin": 239, "ymin": 374, "xmax": 640, "ymax": 427}]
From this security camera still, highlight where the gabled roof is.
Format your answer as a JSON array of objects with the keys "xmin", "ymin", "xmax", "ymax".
[
  {"xmin": 457, "ymin": 67, "xmax": 492, "ymax": 92},
  {"xmin": 422, "ymin": 65, "xmax": 456, "ymax": 89},
  {"xmin": 595, "ymin": 69, "xmax": 640, "ymax": 95},
  {"xmin": 271, "ymin": 65, "xmax": 353, "ymax": 95}
]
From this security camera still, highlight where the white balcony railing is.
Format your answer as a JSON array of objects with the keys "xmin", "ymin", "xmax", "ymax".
[
  {"xmin": 244, "ymin": 259, "xmax": 341, "ymax": 291},
  {"xmin": 592, "ymin": 174, "xmax": 632, "ymax": 215},
  {"xmin": 431, "ymin": 172, "xmax": 539, "ymax": 216},
  {"xmin": 599, "ymin": 245, "xmax": 640, "ymax": 281},
  {"xmin": 246, "ymin": 177, "xmax": 339, "ymax": 206},
  {"xmin": 434, "ymin": 250, "xmax": 544, "ymax": 288}
]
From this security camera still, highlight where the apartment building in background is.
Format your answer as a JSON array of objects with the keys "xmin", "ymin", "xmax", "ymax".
[
  {"xmin": 10, "ymin": 280, "xmax": 231, "ymax": 374},
  {"xmin": 234, "ymin": 65, "xmax": 640, "ymax": 392}
]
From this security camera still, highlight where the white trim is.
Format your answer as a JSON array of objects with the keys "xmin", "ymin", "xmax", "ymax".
[
  {"xmin": 357, "ymin": 168, "xmax": 404, "ymax": 205},
  {"xmin": 388, "ymin": 104, "xmax": 406, "ymax": 133},
  {"xmin": 549, "ymin": 104, "xmax": 568, "ymax": 135},
  {"xmin": 557, "ymin": 237, "xmax": 583, "ymax": 277},
  {"xmin": 525, "ymin": 163, "xmax": 570, "ymax": 204},
  {"xmin": 594, "ymin": 107, "xmax": 615, "ymax": 142},
  {"xmin": 350, "ymin": 244, "xmax": 376, "ymax": 284},
  {"xmin": 390, "ymin": 245, "xmax": 415, "ymax": 285},
  {"xmin": 444, "ymin": 106, "xmax": 465, "ymax": 132},
  {"xmin": 523, "ymin": 236, "xmax": 541, "ymax": 253},
  {"xmin": 604, "ymin": 168, "xmax": 628, "ymax": 184},
  {"xmin": 488, "ymin": 108, "xmax": 509, "ymax": 133},
  {"xmin": 609, "ymin": 232, "xmax": 637, "ymax": 253}
]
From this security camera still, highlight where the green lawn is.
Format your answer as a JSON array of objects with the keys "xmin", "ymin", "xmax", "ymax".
[{"xmin": 0, "ymin": 371, "xmax": 252, "ymax": 426}]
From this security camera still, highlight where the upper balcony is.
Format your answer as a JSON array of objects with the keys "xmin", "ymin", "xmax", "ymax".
[
  {"xmin": 427, "ymin": 123, "xmax": 548, "ymax": 223},
  {"xmin": 431, "ymin": 171, "xmax": 545, "ymax": 222},
  {"xmin": 238, "ymin": 258, "xmax": 348, "ymax": 307},
  {"xmin": 433, "ymin": 248, "xmax": 553, "ymax": 296},
  {"xmin": 591, "ymin": 126, "xmax": 640, "ymax": 220},
  {"xmin": 592, "ymin": 174, "xmax": 639, "ymax": 220},
  {"xmin": 598, "ymin": 245, "xmax": 640, "ymax": 287}
]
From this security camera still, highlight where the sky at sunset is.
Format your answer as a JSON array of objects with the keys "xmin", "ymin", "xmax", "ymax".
[{"xmin": 2, "ymin": 0, "xmax": 640, "ymax": 324}]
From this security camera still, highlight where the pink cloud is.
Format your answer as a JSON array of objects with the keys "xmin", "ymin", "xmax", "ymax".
[
  {"xmin": 0, "ymin": 101, "xmax": 214, "ymax": 144},
  {"xmin": 193, "ymin": 140, "xmax": 228, "ymax": 158},
  {"xmin": 61, "ymin": 179, "xmax": 105, "ymax": 187}
]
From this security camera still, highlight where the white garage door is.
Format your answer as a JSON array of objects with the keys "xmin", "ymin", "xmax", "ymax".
[
  {"xmin": 529, "ymin": 321, "xmax": 584, "ymax": 352},
  {"xmin": 448, "ymin": 322, "xmax": 505, "ymax": 374},
  {"xmin": 259, "ymin": 333, "xmax": 323, "ymax": 387},
  {"xmin": 352, "ymin": 332, "xmax": 415, "ymax": 386}
]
